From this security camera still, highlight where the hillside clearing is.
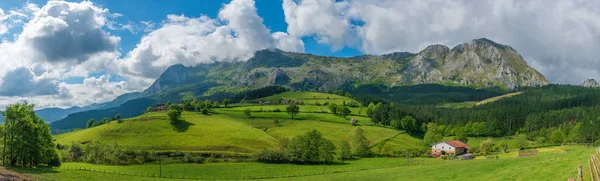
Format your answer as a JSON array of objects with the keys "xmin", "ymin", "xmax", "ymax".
[{"xmin": 475, "ymin": 92, "xmax": 523, "ymax": 106}]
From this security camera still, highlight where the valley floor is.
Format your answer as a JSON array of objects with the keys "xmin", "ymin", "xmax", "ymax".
[{"xmin": 11, "ymin": 145, "xmax": 592, "ymax": 181}]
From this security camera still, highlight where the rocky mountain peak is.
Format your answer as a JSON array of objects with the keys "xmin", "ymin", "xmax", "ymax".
[
  {"xmin": 581, "ymin": 79, "xmax": 599, "ymax": 88},
  {"xmin": 419, "ymin": 45, "xmax": 450, "ymax": 59},
  {"xmin": 144, "ymin": 64, "xmax": 192, "ymax": 95}
]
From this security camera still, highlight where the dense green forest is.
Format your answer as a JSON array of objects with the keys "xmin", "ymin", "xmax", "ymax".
[
  {"xmin": 343, "ymin": 84, "xmax": 505, "ymax": 105},
  {"xmin": 368, "ymin": 85, "xmax": 600, "ymax": 144}
]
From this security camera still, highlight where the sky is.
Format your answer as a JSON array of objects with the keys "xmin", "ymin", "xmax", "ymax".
[{"xmin": 0, "ymin": 0, "xmax": 598, "ymax": 109}]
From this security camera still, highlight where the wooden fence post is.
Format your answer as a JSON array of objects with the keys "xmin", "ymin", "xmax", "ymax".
[
  {"xmin": 590, "ymin": 158, "xmax": 595, "ymax": 181},
  {"xmin": 578, "ymin": 164, "xmax": 583, "ymax": 181}
]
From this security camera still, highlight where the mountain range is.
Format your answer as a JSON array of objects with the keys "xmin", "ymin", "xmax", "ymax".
[{"xmin": 44, "ymin": 38, "xmax": 552, "ymax": 132}]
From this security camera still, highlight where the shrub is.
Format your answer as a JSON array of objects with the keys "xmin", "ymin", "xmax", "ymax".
[
  {"xmin": 255, "ymin": 149, "xmax": 289, "ymax": 164},
  {"xmin": 201, "ymin": 108, "xmax": 209, "ymax": 115},
  {"xmin": 244, "ymin": 108, "xmax": 252, "ymax": 118},
  {"xmin": 167, "ymin": 109, "xmax": 181, "ymax": 123},
  {"xmin": 272, "ymin": 108, "xmax": 282, "ymax": 112}
]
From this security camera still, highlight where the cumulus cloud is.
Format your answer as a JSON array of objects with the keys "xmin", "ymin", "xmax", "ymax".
[
  {"xmin": 0, "ymin": 67, "xmax": 59, "ymax": 96},
  {"xmin": 0, "ymin": 1, "xmax": 127, "ymax": 109},
  {"xmin": 0, "ymin": 0, "xmax": 304, "ymax": 109},
  {"xmin": 114, "ymin": 0, "xmax": 304, "ymax": 82},
  {"xmin": 19, "ymin": 1, "xmax": 119, "ymax": 64},
  {"xmin": 283, "ymin": 0, "xmax": 600, "ymax": 84}
]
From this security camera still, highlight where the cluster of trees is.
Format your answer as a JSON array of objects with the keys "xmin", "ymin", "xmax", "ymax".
[
  {"xmin": 327, "ymin": 103, "xmax": 351, "ymax": 118},
  {"xmin": 63, "ymin": 141, "xmax": 155, "ymax": 165},
  {"xmin": 255, "ymin": 128, "xmax": 372, "ymax": 164},
  {"xmin": 86, "ymin": 114, "xmax": 122, "ymax": 128},
  {"xmin": 327, "ymin": 89, "xmax": 353, "ymax": 98},
  {"xmin": 390, "ymin": 116, "xmax": 418, "ymax": 134},
  {"xmin": 1, "ymin": 102, "xmax": 60, "ymax": 167}
]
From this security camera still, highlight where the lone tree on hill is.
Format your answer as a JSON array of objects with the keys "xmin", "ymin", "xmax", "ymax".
[
  {"xmin": 286, "ymin": 103, "xmax": 300, "ymax": 119},
  {"xmin": 167, "ymin": 104, "xmax": 182, "ymax": 123}
]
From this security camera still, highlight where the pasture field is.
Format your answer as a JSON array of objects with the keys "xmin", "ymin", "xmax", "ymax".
[
  {"xmin": 13, "ymin": 146, "xmax": 592, "ymax": 181},
  {"xmin": 54, "ymin": 112, "xmax": 279, "ymax": 153},
  {"xmin": 261, "ymin": 91, "xmax": 359, "ymax": 105}
]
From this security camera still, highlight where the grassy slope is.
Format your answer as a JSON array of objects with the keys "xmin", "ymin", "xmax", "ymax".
[
  {"xmin": 55, "ymin": 91, "xmax": 416, "ymax": 154},
  {"xmin": 19, "ymin": 146, "xmax": 591, "ymax": 181},
  {"xmin": 55, "ymin": 112, "xmax": 278, "ymax": 153},
  {"xmin": 261, "ymin": 92, "xmax": 359, "ymax": 105},
  {"xmin": 274, "ymin": 146, "xmax": 590, "ymax": 181}
]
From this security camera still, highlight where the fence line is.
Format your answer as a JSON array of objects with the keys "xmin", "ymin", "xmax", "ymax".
[{"xmin": 61, "ymin": 159, "xmax": 440, "ymax": 180}]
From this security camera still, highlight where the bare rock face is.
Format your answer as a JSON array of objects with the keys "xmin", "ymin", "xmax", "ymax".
[
  {"xmin": 145, "ymin": 38, "xmax": 550, "ymax": 93},
  {"xmin": 582, "ymin": 79, "xmax": 600, "ymax": 88}
]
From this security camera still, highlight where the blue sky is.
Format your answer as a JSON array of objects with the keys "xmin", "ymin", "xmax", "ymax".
[
  {"xmin": 0, "ymin": 0, "xmax": 361, "ymax": 59},
  {"xmin": 0, "ymin": 0, "xmax": 598, "ymax": 109}
]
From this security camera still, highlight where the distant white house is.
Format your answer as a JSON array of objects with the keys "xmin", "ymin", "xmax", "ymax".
[{"xmin": 431, "ymin": 140, "xmax": 471, "ymax": 156}]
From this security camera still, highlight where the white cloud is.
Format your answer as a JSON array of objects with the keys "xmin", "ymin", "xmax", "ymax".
[
  {"xmin": 19, "ymin": 1, "xmax": 120, "ymax": 64},
  {"xmin": 282, "ymin": 0, "xmax": 600, "ymax": 84},
  {"xmin": 113, "ymin": 0, "xmax": 304, "ymax": 83},
  {"xmin": 0, "ymin": 1, "xmax": 127, "ymax": 109},
  {"xmin": 0, "ymin": 0, "xmax": 304, "ymax": 109}
]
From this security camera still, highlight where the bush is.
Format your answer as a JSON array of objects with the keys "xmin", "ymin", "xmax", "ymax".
[
  {"xmin": 167, "ymin": 109, "xmax": 181, "ymax": 123},
  {"xmin": 244, "ymin": 108, "xmax": 252, "ymax": 118},
  {"xmin": 272, "ymin": 108, "xmax": 282, "ymax": 112},
  {"xmin": 201, "ymin": 108, "xmax": 209, "ymax": 115},
  {"xmin": 255, "ymin": 149, "xmax": 289, "ymax": 164}
]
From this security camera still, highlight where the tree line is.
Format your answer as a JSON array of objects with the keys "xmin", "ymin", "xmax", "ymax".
[{"xmin": 255, "ymin": 127, "xmax": 372, "ymax": 164}]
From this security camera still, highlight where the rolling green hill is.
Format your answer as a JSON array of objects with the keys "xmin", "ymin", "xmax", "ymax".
[{"xmin": 55, "ymin": 92, "xmax": 419, "ymax": 155}]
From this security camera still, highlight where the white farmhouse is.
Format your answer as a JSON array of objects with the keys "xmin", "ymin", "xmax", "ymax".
[{"xmin": 431, "ymin": 140, "xmax": 470, "ymax": 155}]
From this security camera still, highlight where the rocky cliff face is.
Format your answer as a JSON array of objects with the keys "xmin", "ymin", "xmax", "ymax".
[
  {"xmin": 581, "ymin": 79, "xmax": 600, "ymax": 88},
  {"xmin": 144, "ymin": 38, "xmax": 549, "ymax": 94}
]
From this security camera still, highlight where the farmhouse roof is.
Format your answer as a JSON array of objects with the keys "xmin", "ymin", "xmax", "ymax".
[{"xmin": 444, "ymin": 140, "xmax": 471, "ymax": 149}]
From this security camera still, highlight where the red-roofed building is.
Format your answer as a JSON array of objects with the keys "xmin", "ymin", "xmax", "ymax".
[{"xmin": 431, "ymin": 140, "xmax": 471, "ymax": 156}]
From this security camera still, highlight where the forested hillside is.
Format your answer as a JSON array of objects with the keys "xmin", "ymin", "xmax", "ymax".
[{"xmin": 369, "ymin": 85, "xmax": 600, "ymax": 143}]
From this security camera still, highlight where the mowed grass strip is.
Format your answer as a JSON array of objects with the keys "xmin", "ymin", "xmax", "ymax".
[{"xmin": 55, "ymin": 112, "xmax": 278, "ymax": 153}]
